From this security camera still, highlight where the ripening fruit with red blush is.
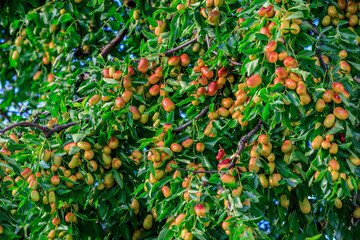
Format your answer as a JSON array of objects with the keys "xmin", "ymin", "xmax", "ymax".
[
  {"xmin": 138, "ymin": 58, "xmax": 148, "ymax": 73},
  {"xmin": 247, "ymin": 74, "xmax": 262, "ymax": 88},
  {"xmin": 180, "ymin": 54, "xmax": 190, "ymax": 67},
  {"xmin": 207, "ymin": 81, "xmax": 218, "ymax": 96},
  {"xmin": 275, "ymin": 67, "xmax": 288, "ymax": 79},
  {"xmin": 103, "ymin": 68, "xmax": 110, "ymax": 78},
  {"xmin": 332, "ymin": 82, "xmax": 344, "ymax": 93},
  {"xmin": 162, "ymin": 98, "xmax": 175, "ymax": 112},
  {"xmin": 333, "ymin": 107, "xmax": 348, "ymax": 120},
  {"xmin": 194, "ymin": 204, "xmax": 206, "ymax": 216},
  {"xmin": 162, "ymin": 186, "xmax": 171, "ymax": 198},
  {"xmin": 265, "ymin": 40, "xmax": 277, "ymax": 52},
  {"xmin": 283, "ymin": 57, "xmax": 295, "ymax": 67}
]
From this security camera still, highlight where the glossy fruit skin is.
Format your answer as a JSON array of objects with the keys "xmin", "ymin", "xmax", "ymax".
[
  {"xmin": 162, "ymin": 98, "xmax": 175, "ymax": 112},
  {"xmin": 196, "ymin": 143, "xmax": 205, "ymax": 152},
  {"xmin": 333, "ymin": 107, "xmax": 348, "ymax": 120},
  {"xmin": 216, "ymin": 149, "xmax": 226, "ymax": 161},
  {"xmin": 205, "ymin": 82, "xmax": 218, "ymax": 97},
  {"xmin": 247, "ymin": 74, "xmax": 262, "ymax": 88},
  {"xmin": 138, "ymin": 58, "xmax": 148, "ymax": 73},
  {"xmin": 324, "ymin": 114, "xmax": 335, "ymax": 128},
  {"xmin": 194, "ymin": 204, "xmax": 206, "ymax": 216},
  {"xmin": 311, "ymin": 136, "xmax": 323, "ymax": 149},
  {"xmin": 162, "ymin": 186, "xmax": 171, "ymax": 198},
  {"xmin": 182, "ymin": 138, "xmax": 194, "ymax": 148}
]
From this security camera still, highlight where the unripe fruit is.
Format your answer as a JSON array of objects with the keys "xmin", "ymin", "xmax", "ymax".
[
  {"xmin": 299, "ymin": 197, "xmax": 311, "ymax": 214},
  {"xmin": 281, "ymin": 194, "xmax": 290, "ymax": 208},
  {"xmin": 290, "ymin": 23, "xmax": 300, "ymax": 34},
  {"xmin": 311, "ymin": 136, "xmax": 323, "ymax": 149},
  {"xmin": 247, "ymin": 74, "xmax": 262, "ymax": 88},
  {"xmin": 354, "ymin": 207, "xmax": 360, "ymax": 218},
  {"xmin": 249, "ymin": 157, "xmax": 260, "ymax": 173},
  {"xmin": 324, "ymin": 114, "xmax": 335, "ymax": 128},
  {"xmin": 162, "ymin": 98, "xmax": 175, "ymax": 112},
  {"xmin": 322, "ymin": 15, "xmax": 331, "ymax": 26},
  {"xmin": 143, "ymin": 214, "xmax": 153, "ymax": 229},
  {"xmin": 194, "ymin": 204, "xmax": 206, "ymax": 216},
  {"xmin": 334, "ymin": 198, "xmax": 342, "ymax": 209},
  {"xmin": 281, "ymin": 140, "xmax": 292, "ymax": 153},
  {"xmin": 315, "ymin": 99, "xmax": 326, "ymax": 112},
  {"xmin": 259, "ymin": 173, "xmax": 269, "ymax": 188},
  {"xmin": 31, "ymin": 190, "xmax": 40, "ymax": 202}
]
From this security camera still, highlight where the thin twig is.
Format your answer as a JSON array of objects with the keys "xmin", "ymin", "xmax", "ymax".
[
  {"xmin": 354, "ymin": 76, "xmax": 360, "ymax": 84},
  {"xmin": 173, "ymin": 106, "xmax": 210, "ymax": 134},
  {"xmin": 227, "ymin": 120, "xmax": 262, "ymax": 169},
  {"xmin": 172, "ymin": 166, "xmax": 219, "ymax": 174},
  {"xmin": 0, "ymin": 109, "xmax": 10, "ymax": 122},
  {"xmin": 163, "ymin": 38, "xmax": 198, "ymax": 56}
]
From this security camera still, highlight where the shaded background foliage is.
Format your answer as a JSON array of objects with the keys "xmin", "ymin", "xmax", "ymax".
[{"xmin": 0, "ymin": 0, "xmax": 360, "ymax": 240}]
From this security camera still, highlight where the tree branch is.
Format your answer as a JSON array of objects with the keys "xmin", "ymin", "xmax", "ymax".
[
  {"xmin": 0, "ymin": 109, "xmax": 10, "ymax": 122},
  {"xmin": 100, "ymin": 29, "xmax": 128, "ymax": 59},
  {"xmin": 162, "ymin": 38, "xmax": 198, "ymax": 56},
  {"xmin": 173, "ymin": 106, "xmax": 210, "ymax": 134},
  {"xmin": 0, "ymin": 118, "xmax": 90, "ymax": 138},
  {"xmin": 306, "ymin": 20, "xmax": 330, "ymax": 88},
  {"xmin": 354, "ymin": 76, "xmax": 360, "ymax": 84},
  {"xmin": 171, "ymin": 166, "xmax": 219, "ymax": 174},
  {"xmin": 227, "ymin": 120, "xmax": 262, "ymax": 169}
]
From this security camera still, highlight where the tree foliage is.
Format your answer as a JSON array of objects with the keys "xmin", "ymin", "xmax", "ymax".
[{"xmin": 0, "ymin": 0, "xmax": 360, "ymax": 239}]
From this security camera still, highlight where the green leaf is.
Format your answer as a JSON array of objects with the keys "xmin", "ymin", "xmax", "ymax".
[{"xmin": 112, "ymin": 169, "xmax": 123, "ymax": 189}]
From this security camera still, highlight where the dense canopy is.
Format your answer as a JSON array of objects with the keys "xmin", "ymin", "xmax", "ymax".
[{"xmin": 0, "ymin": 0, "xmax": 360, "ymax": 239}]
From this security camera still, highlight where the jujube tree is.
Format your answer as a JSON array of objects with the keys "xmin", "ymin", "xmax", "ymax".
[{"xmin": 0, "ymin": 0, "xmax": 360, "ymax": 239}]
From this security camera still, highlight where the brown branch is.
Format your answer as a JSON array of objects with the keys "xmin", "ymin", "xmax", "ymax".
[
  {"xmin": 100, "ymin": 29, "xmax": 128, "ymax": 59},
  {"xmin": 173, "ymin": 106, "xmax": 210, "ymax": 134},
  {"xmin": 227, "ymin": 120, "xmax": 262, "ymax": 169},
  {"xmin": 171, "ymin": 166, "xmax": 219, "ymax": 174},
  {"xmin": 354, "ymin": 76, "xmax": 360, "ymax": 84},
  {"xmin": 0, "ymin": 109, "xmax": 10, "ymax": 122},
  {"xmin": 306, "ymin": 20, "xmax": 330, "ymax": 88},
  {"xmin": 0, "ymin": 118, "xmax": 90, "ymax": 139},
  {"xmin": 163, "ymin": 38, "xmax": 198, "ymax": 56}
]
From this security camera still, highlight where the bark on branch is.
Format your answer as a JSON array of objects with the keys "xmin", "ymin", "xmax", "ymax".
[
  {"xmin": 171, "ymin": 166, "xmax": 220, "ymax": 174},
  {"xmin": 1, "ymin": 118, "xmax": 90, "ymax": 138},
  {"xmin": 173, "ymin": 106, "xmax": 210, "ymax": 134},
  {"xmin": 100, "ymin": 29, "xmax": 128, "ymax": 59},
  {"xmin": 227, "ymin": 120, "xmax": 262, "ymax": 169},
  {"xmin": 0, "ymin": 109, "xmax": 10, "ymax": 122}
]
